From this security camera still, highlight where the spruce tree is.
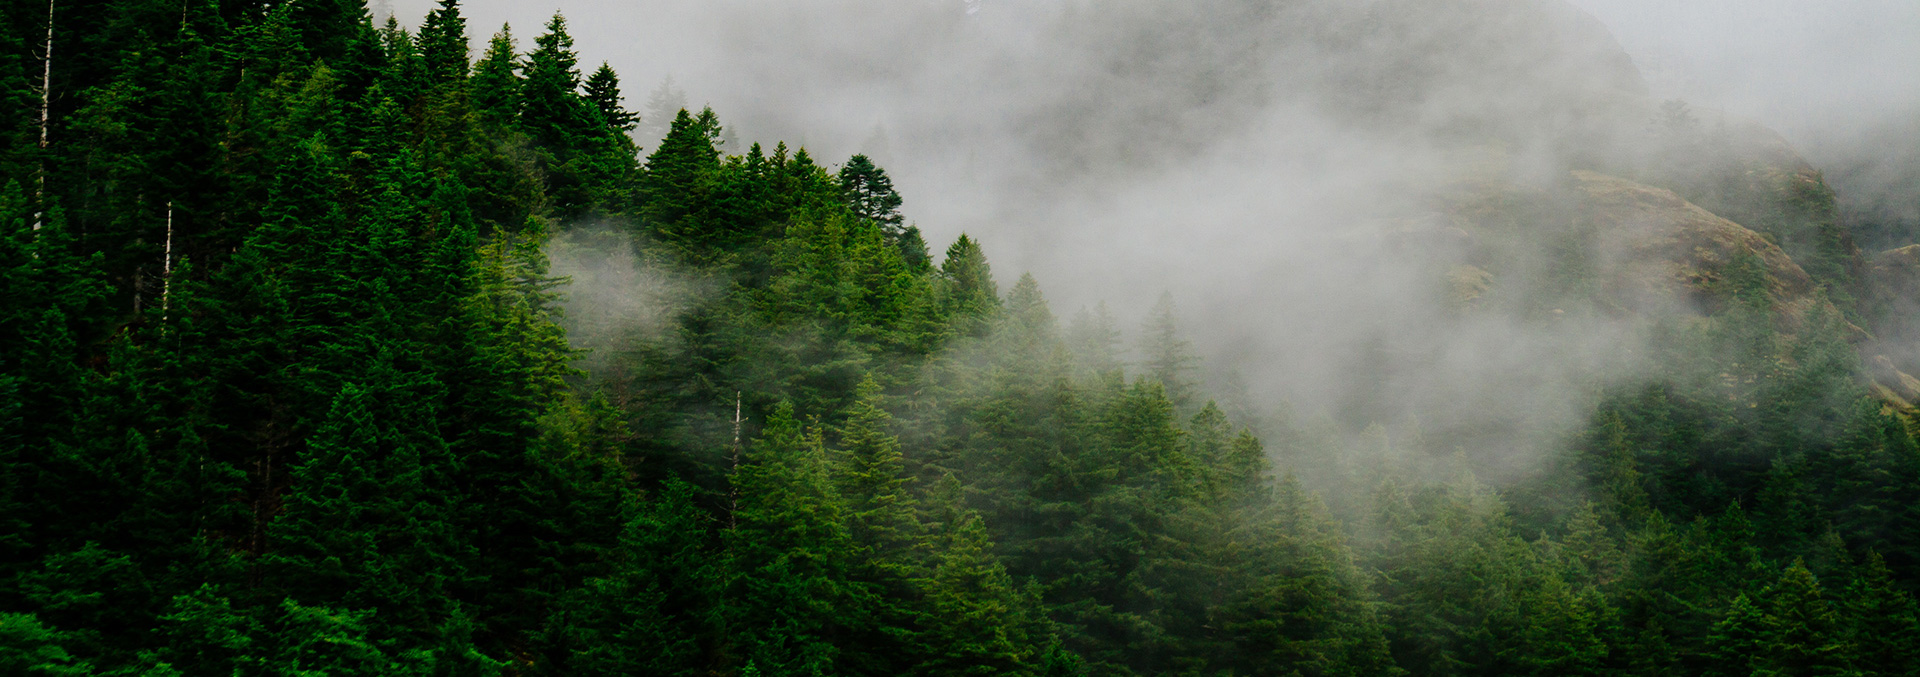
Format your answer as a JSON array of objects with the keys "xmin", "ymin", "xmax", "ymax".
[
  {"xmin": 834, "ymin": 376, "xmax": 922, "ymax": 568},
  {"xmin": 583, "ymin": 62, "xmax": 637, "ymax": 133},
  {"xmin": 469, "ymin": 26, "xmax": 521, "ymax": 132},
  {"xmin": 1138, "ymin": 292, "xmax": 1199, "ymax": 410},
  {"xmin": 724, "ymin": 402, "xmax": 873, "ymax": 676},
  {"xmin": 417, "ymin": 0, "xmax": 470, "ymax": 86},
  {"xmin": 838, "ymin": 154, "xmax": 904, "ymax": 233},
  {"xmin": 940, "ymin": 235, "xmax": 999, "ymax": 337},
  {"xmin": 639, "ymin": 75, "xmax": 688, "ymax": 145}
]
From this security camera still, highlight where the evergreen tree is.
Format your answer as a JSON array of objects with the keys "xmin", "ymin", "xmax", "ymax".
[
  {"xmin": 469, "ymin": 26, "xmax": 521, "ymax": 132},
  {"xmin": 838, "ymin": 154, "xmax": 904, "ymax": 233},
  {"xmin": 540, "ymin": 480, "xmax": 712, "ymax": 676},
  {"xmin": 640, "ymin": 107, "xmax": 723, "ymax": 253},
  {"xmin": 519, "ymin": 13, "xmax": 591, "ymax": 151},
  {"xmin": 639, "ymin": 75, "xmax": 689, "ymax": 146},
  {"xmin": 1066, "ymin": 302, "xmax": 1125, "ymax": 381},
  {"xmin": 1840, "ymin": 552, "xmax": 1920, "ymax": 674},
  {"xmin": 583, "ymin": 62, "xmax": 637, "ymax": 133},
  {"xmin": 417, "ymin": 0, "xmax": 470, "ymax": 86},
  {"xmin": 834, "ymin": 376, "xmax": 922, "ymax": 569},
  {"xmin": 724, "ymin": 402, "xmax": 874, "ymax": 676},
  {"xmin": 916, "ymin": 475, "xmax": 1041, "ymax": 676},
  {"xmin": 940, "ymin": 234, "xmax": 999, "ymax": 337},
  {"xmin": 1138, "ymin": 292, "xmax": 1199, "ymax": 410}
]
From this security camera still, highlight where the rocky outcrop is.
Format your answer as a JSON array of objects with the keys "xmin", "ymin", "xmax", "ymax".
[
  {"xmin": 1567, "ymin": 170, "xmax": 1818, "ymax": 317},
  {"xmin": 1438, "ymin": 170, "xmax": 1823, "ymax": 322}
]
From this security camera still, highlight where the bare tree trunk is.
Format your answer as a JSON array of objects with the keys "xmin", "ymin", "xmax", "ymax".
[
  {"xmin": 161, "ymin": 201, "xmax": 173, "ymax": 319},
  {"xmin": 35, "ymin": 0, "xmax": 53, "ymax": 231},
  {"xmin": 729, "ymin": 391, "xmax": 742, "ymax": 529}
]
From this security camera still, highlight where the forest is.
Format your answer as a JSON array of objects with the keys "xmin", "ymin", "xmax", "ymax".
[{"xmin": 3, "ymin": 0, "xmax": 1920, "ymax": 675}]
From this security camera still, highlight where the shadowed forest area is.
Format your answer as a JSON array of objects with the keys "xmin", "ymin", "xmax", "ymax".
[{"xmin": 4, "ymin": 1, "xmax": 1920, "ymax": 676}]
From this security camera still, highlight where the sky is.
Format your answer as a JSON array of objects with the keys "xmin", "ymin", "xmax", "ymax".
[
  {"xmin": 381, "ymin": 0, "xmax": 1920, "ymax": 164},
  {"xmin": 388, "ymin": 0, "xmax": 1920, "ymax": 467}
]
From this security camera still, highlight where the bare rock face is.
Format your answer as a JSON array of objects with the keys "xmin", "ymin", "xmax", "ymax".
[
  {"xmin": 1437, "ymin": 170, "xmax": 1821, "ymax": 323},
  {"xmin": 1567, "ymin": 170, "xmax": 1817, "ymax": 317},
  {"xmin": 1871, "ymin": 245, "xmax": 1920, "ymax": 298},
  {"xmin": 1866, "ymin": 245, "xmax": 1920, "ymax": 399}
]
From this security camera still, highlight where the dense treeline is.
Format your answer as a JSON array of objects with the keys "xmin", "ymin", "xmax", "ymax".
[{"xmin": 5, "ymin": 1, "xmax": 1920, "ymax": 676}]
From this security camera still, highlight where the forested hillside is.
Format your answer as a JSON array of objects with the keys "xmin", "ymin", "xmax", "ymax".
[{"xmin": 4, "ymin": 1, "xmax": 1920, "ymax": 676}]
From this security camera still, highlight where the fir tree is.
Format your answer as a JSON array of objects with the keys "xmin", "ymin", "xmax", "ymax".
[
  {"xmin": 1138, "ymin": 292, "xmax": 1199, "ymax": 410},
  {"xmin": 724, "ymin": 402, "xmax": 874, "ymax": 676},
  {"xmin": 417, "ymin": 0, "xmax": 470, "ymax": 86},
  {"xmin": 583, "ymin": 62, "xmax": 637, "ymax": 132},
  {"xmin": 469, "ymin": 26, "xmax": 521, "ymax": 132},
  {"xmin": 838, "ymin": 154, "xmax": 904, "ymax": 233}
]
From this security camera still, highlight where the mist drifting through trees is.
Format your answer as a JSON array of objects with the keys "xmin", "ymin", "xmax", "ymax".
[{"xmin": 4, "ymin": 1, "xmax": 1920, "ymax": 675}]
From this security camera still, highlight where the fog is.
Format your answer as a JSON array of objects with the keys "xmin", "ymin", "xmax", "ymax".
[
  {"xmin": 395, "ymin": 0, "xmax": 1919, "ymax": 473},
  {"xmin": 1566, "ymin": 0, "xmax": 1920, "ymax": 238}
]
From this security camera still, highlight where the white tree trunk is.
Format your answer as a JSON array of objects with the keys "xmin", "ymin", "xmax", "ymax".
[
  {"xmin": 162, "ymin": 201, "xmax": 173, "ymax": 319},
  {"xmin": 34, "ymin": 0, "xmax": 53, "ymax": 231}
]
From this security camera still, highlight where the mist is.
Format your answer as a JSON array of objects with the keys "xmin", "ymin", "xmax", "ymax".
[{"xmin": 387, "ymin": 0, "xmax": 1918, "ymax": 473}]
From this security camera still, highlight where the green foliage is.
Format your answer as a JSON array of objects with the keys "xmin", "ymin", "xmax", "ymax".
[
  {"xmin": 838, "ymin": 154, "xmax": 904, "ymax": 231},
  {"xmin": 0, "ymin": 613, "xmax": 89, "ymax": 676},
  {"xmin": 583, "ymin": 62, "xmax": 637, "ymax": 132}
]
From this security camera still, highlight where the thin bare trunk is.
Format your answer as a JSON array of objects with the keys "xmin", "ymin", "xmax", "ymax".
[
  {"xmin": 729, "ymin": 391, "xmax": 742, "ymax": 529},
  {"xmin": 161, "ymin": 201, "xmax": 173, "ymax": 319},
  {"xmin": 34, "ymin": 0, "xmax": 53, "ymax": 230}
]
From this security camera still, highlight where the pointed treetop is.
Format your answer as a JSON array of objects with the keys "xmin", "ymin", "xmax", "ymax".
[
  {"xmin": 838, "ymin": 154, "xmax": 904, "ymax": 231},
  {"xmin": 641, "ymin": 75, "xmax": 689, "ymax": 144},
  {"xmin": 470, "ymin": 24, "xmax": 520, "ymax": 130},
  {"xmin": 583, "ymin": 62, "xmax": 637, "ymax": 132},
  {"xmin": 1140, "ymin": 291, "xmax": 1199, "ymax": 407},
  {"xmin": 528, "ymin": 12, "xmax": 580, "ymax": 90},
  {"xmin": 417, "ymin": 0, "xmax": 469, "ymax": 84}
]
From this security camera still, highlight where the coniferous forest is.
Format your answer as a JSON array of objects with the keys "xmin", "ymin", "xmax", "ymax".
[{"xmin": 4, "ymin": 1, "xmax": 1920, "ymax": 675}]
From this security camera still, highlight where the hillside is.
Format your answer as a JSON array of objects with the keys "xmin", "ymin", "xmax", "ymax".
[{"xmin": 3, "ymin": 1, "xmax": 1919, "ymax": 676}]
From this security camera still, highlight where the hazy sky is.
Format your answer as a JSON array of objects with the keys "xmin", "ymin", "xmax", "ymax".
[
  {"xmin": 1568, "ymin": 0, "xmax": 1920, "ymax": 137},
  {"xmin": 385, "ymin": 0, "xmax": 1920, "ymax": 159}
]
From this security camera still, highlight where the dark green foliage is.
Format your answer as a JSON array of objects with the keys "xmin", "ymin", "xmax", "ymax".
[
  {"xmin": 723, "ymin": 402, "xmax": 873, "ymax": 675},
  {"xmin": 0, "ymin": 613, "xmax": 88, "ymax": 675},
  {"xmin": 583, "ymin": 62, "xmax": 637, "ymax": 133},
  {"xmin": 518, "ymin": 13, "xmax": 635, "ymax": 219},
  {"xmin": 470, "ymin": 26, "xmax": 521, "ymax": 132},
  {"xmin": 839, "ymin": 154, "xmax": 904, "ymax": 231},
  {"xmin": 418, "ymin": 0, "xmax": 470, "ymax": 86}
]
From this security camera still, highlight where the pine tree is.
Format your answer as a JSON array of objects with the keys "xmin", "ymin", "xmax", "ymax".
[
  {"xmin": 896, "ymin": 225, "xmax": 932, "ymax": 273},
  {"xmin": 724, "ymin": 402, "xmax": 874, "ymax": 676},
  {"xmin": 916, "ymin": 475, "xmax": 1040, "ymax": 676},
  {"xmin": 1066, "ymin": 302, "xmax": 1125, "ymax": 381},
  {"xmin": 469, "ymin": 26, "xmax": 520, "ymax": 132},
  {"xmin": 582, "ymin": 62, "xmax": 637, "ymax": 132},
  {"xmin": 417, "ymin": 0, "xmax": 470, "ymax": 87},
  {"xmin": 519, "ymin": 13, "xmax": 590, "ymax": 151},
  {"xmin": 640, "ymin": 107, "xmax": 722, "ymax": 253},
  {"xmin": 519, "ymin": 12, "xmax": 623, "ymax": 218},
  {"xmin": 639, "ymin": 75, "xmax": 688, "ymax": 146},
  {"xmin": 940, "ymin": 235, "xmax": 999, "ymax": 337},
  {"xmin": 1840, "ymin": 552, "xmax": 1920, "ymax": 674},
  {"xmin": 541, "ymin": 480, "xmax": 712, "ymax": 676},
  {"xmin": 1138, "ymin": 292, "xmax": 1199, "ymax": 411},
  {"xmin": 1760, "ymin": 561, "xmax": 1853, "ymax": 675},
  {"xmin": 838, "ymin": 154, "xmax": 904, "ymax": 233},
  {"xmin": 834, "ymin": 376, "xmax": 922, "ymax": 568}
]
